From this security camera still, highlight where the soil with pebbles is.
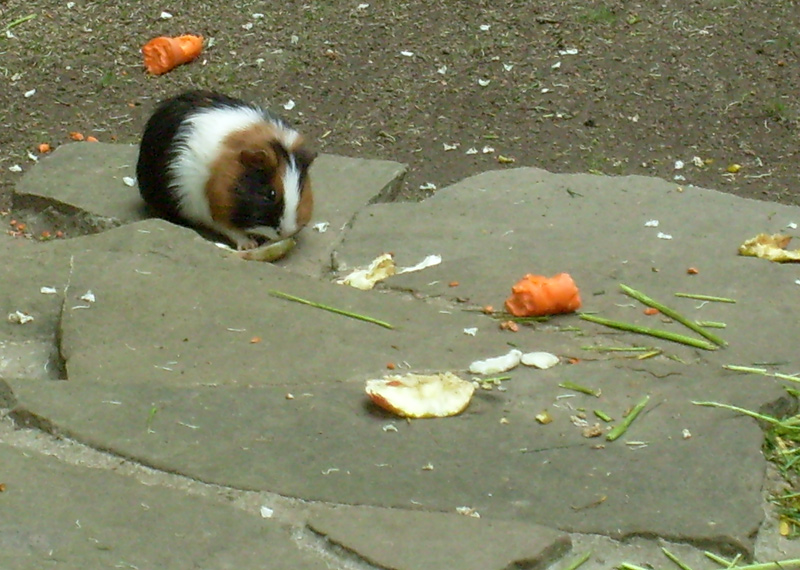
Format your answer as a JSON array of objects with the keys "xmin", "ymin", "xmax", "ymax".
[{"xmin": 1, "ymin": 1, "xmax": 798, "ymax": 221}]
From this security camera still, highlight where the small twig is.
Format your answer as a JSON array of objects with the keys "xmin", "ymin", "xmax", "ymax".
[
  {"xmin": 594, "ymin": 409, "xmax": 613, "ymax": 422},
  {"xmin": 662, "ymin": 547, "xmax": 694, "ymax": 570},
  {"xmin": 269, "ymin": 290, "xmax": 394, "ymax": 329},
  {"xmin": 704, "ymin": 551, "xmax": 743, "ymax": 568},
  {"xmin": 620, "ymin": 564, "xmax": 651, "ymax": 570},
  {"xmin": 579, "ymin": 313, "xmax": 718, "ymax": 351},
  {"xmin": 636, "ymin": 349, "xmax": 662, "ymax": 360},
  {"xmin": 692, "ymin": 401, "xmax": 799, "ymax": 430},
  {"xmin": 723, "ymin": 560, "xmax": 800, "ymax": 570},
  {"xmin": 581, "ymin": 345, "xmax": 655, "ymax": 352},
  {"xmin": 558, "ymin": 381, "xmax": 600, "ymax": 397},
  {"xmin": 621, "ymin": 284, "xmax": 727, "ymax": 347},
  {"xmin": 723, "ymin": 364, "xmax": 800, "ymax": 384},
  {"xmin": 561, "ymin": 550, "xmax": 592, "ymax": 570},
  {"xmin": 2, "ymin": 13, "xmax": 36, "ymax": 34},
  {"xmin": 606, "ymin": 395, "xmax": 650, "ymax": 441},
  {"xmin": 696, "ymin": 320, "xmax": 727, "ymax": 329},
  {"xmin": 674, "ymin": 292, "xmax": 737, "ymax": 303}
]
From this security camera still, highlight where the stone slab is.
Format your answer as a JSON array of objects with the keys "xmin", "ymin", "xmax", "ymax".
[
  {"xmin": 8, "ymin": 356, "xmax": 776, "ymax": 554},
  {"xmin": 0, "ymin": 442, "xmax": 330, "ymax": 570},
  {"xmin": 12, "ymin": 142, "xmax": 408, "ymax": 278},
  {"xmin": 5, "ymin": 147, "xmax": 800, "ymax": 563},
  {"xmin": 43, "ymin": 219, "xmax": 515, "ymax": 387},
  {"xmin": 306, "ymin": 503, "xmax": 571, "ymax": 570},
  {"xmin": 336, "ymin": 168, "xmax": 800, "ymax": 365}
]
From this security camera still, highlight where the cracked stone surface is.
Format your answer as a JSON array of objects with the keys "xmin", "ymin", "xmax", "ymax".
[{"xmin": 2, "ymin": 142, "xmax": 800, "ymax": 568}]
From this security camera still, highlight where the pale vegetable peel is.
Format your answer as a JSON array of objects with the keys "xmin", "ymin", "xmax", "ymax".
[{"xmin": 365, "ymin": 372, "xmax": 475, "ymax": 418}]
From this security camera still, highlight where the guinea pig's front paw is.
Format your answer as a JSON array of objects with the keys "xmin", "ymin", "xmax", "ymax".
[{"xmin": 236, "ymin": 237, "xmax": 260, "ymax": 251}]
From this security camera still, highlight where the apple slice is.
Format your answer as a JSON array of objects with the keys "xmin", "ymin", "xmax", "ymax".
[{"xmin": 365, "ymin": 372, "xmax": 475, "ymax": 418}]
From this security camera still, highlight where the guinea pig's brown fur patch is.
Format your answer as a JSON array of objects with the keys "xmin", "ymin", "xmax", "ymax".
[{"xmin": 205, "ymin": 122, "xmax": 286, "ymax": 229}]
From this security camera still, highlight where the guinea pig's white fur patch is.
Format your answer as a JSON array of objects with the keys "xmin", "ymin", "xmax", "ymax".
[{"xmin": 168, "ymin": 104, "xmax": 303, "ymax": 234}]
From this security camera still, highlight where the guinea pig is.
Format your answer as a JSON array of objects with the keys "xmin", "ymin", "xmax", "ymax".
[{"xmin": 136, "ymin": 90, "xmax": 316, "ymax": 250}]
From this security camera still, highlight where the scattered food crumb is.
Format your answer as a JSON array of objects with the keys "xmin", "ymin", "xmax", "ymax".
[
  {"xmin": 455, "ymin": 506, "xmax": 480, "ymax": 518},
  {"xmin": 687, "ymin": 267, "xmax": 699, "ymax": 275},
  {"xmin": 249, "ymin": 336, "xmax": 261, "ymax": 344},
  {"xmin": 8, "ymin": 310, "xmax": 34, "ymax": 324},
  {"xmin": 643, "ymin": 307, "xmax": 659, "ymax": 316},
  {"xmin": 499, "ymin": 320, "xmax": 519, "ymax": 332},
  {"xmin": 582, "ymin": 424, "xmax": 603, "ymax": 438},
  {"xmin": 535, "ymin": 411, "xmax": 553, "ymax": 424}
]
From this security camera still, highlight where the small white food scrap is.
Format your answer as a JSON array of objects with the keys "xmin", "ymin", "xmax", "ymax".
[
  {"xmin": 8, "ymin": 311, "xmax": 34, "ymax": 324},
  {"xmin": 463, "ymin": 327, "xmax": 478, "ymax": 337},
  {"xmin": 80, "ymin": 290, "xmax": 96, "ymax": 303},
  {"xmin": 469, "ymin": 349, "xmax": 522, "ymax": 375},
  {"xmin": 365, "ymin": 372, "xmax": 475, "ymax": 418},
  {"xmin": 398, "ymin": 254, "xmax": 442, "ymax": 274},
  {"xmin": 521, "ymin": 351, "xmax": 559, "ymax": 369},
  {"xmin": 40, "ymin": 286, "xmax": 58, "ymax": 295},
  {"xmin": 456, "ymin": 506, "xmax": 480, "ymax": 518},
  {"xmin": 122, "ymin": 176, "xmax": 136, "ymax": 187}
]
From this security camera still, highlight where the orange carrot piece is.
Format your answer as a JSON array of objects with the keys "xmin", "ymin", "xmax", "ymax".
[
  {"xmin": 38, "ymin": 143, "xmax": 51, "ymax": 153},
  {"xmin": 69, "ymin": 131, "xmax": 84, "ymax": 141},
  {"xmin": 643, "ymin": 307, "xmax": 659, "ymax": 316},
  {"xmin": 86, "ymin": 135, "xmax": 98, "ymax": 142},
  {"xmin": 504, "ymin": 273, "xmax": 582, "ymax": 317},
  {"xmin": 142, "ymin": 35, "xmax": 203, "ymax": 75}
]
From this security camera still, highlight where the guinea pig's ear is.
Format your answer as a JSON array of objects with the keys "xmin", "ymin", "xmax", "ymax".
[
  {"xmin": 240, "ymin": 148, "xmax": 278, "ymax": 171},
  {"xmin": 294, "ymin": 147, "xmax": 318, "ymax": 169}
]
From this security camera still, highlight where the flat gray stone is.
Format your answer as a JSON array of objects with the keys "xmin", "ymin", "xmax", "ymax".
[
  {"xmin": 12, "ymin": 142, "xmax": 408, "ymax": 278},
  {"xmin": 306, "ymin": 503, "xmax": 571, "ymax": 570},
  {"xmin": 13, "ymin": 142, "xmax": 142, "ymax": 231},
  {"xmin": 6, "ymin": 150, "xmax": 800, "ymax": 562},
  {"xmin": 45, "ymin": 219, "xmax": 514, "ymax": 387},
  {"xmin": 7, "ymin": 360, "xmax": 774, "ymax": 554},
  {"xmin": 337, "ymin": 167, "xmax": 800, "ymax": 365},
  {"xmin": 0, "ymin": 442, "xmax": 330, "ymax": 570}
]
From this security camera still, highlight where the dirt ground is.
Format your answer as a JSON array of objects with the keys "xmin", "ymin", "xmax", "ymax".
[{"xmin": 1, "ymin": 1, "xmax": 798, "ymax": 216}]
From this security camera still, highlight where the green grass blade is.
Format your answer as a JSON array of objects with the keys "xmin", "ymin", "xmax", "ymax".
[{"xmin": 620, "ymin": 284, "xmax": 727, "ymax": 346}]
